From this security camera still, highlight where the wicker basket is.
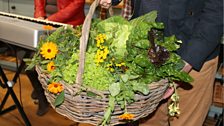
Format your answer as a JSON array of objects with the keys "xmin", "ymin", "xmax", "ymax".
[{"xmin": 36, "ymin": 0, "xmax": 169, "ymax": 125}]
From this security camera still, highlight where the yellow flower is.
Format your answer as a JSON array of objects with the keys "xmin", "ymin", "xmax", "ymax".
[
  {"xmin": 47, "ymin": 61, "xmax": 55, "ymax": 72},
  {"xmin": 95, "ymin": 33, "xmax": 107, "ymax": 45},
  {"xmin": 42, "ymin": 25, "xmax": 53, "ymax": 30},
  {"xmin": 118, "ymin": 112, "xmax": 135, "ymax": 120},
  {"xmin": 97, "ymin": 41, "xmax": 101, "ymax": 47},
  {"xmin": 103, "ymin": 47, "xmax": 109, "ymax": 53},
  {"xmin": 40, "ymin": 42, "xmax": 58, "ymax": 59},
  {"xmin": 121, "ymin": 62, "xmax": 125, "ymax": 66},
  {"xmin": 106, "ymin": 63, "xmax": 113, "ymax": 67},
  {"xmin": 106, "ymin": 63, "xmax": 115, "ymax": 72},
  {"xmin": 109, "ymin": 68, "xmax": 115, "ymax": 72},
  {"xmin": 102, "ymin": 52, "xmax": 108, "ymax": 60},
  {"xmin": 100, "ymin": 45, "xmax": 105, "ymax": 49},
  {"xmin": 47, "ymin": 82, "xmax": 63, "ymax": 94},
  {"xmin": 100, "ymin": 38, "xmax": 104, "ymax": 43},
  {"xmin": 95, "ymin": 55, "xmax": 104, "ymax": 63},
  {"xmin": 102, "ymin": 34, "xmax": 106, "ymax": 39},
  {"xmin": 116, "ymin": 63, "xmax": 122, "ymax": 67}
]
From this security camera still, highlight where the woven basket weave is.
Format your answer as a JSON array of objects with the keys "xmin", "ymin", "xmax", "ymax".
[{"xmin": 36, "ymin": 0, "xmax": 169, "ymax": 125}]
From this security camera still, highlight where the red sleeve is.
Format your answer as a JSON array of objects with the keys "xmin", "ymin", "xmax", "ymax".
[
  {"xmin": 47, "ymin": 0, "xmax": 85, "ymax": 23},
  {"xmin": 34, "ymin": 0, "xmax": 46, "ymax": 18}
]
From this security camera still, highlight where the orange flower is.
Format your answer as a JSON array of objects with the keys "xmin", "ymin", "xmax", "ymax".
[
  {"xmin": 43, "ymin": 25, "xmax": 53, "ymax": 30},
  {"xmin": 47, "ymin": 82, "xmax": 63, "ymax": 94},
  {"xmin": 40, "ymin": 42, "xmax": 58, "ymax": 59},
  {"xmin": 118, "ymin": 112, "xmax": 135, "ymax": 120},
  {"xmin": 47, "ymin": 61, "xmax": 55, "ymax": 72}
]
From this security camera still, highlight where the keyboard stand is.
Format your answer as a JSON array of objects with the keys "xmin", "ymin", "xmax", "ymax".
[{"xmin": 0, "ymin": 50, "xmax": 31, "ymax": 126}]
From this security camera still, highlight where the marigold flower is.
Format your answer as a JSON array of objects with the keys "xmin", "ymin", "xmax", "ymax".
[
  {"xmin": 40, "ymin": 42, "xmax": 58, "ymax": 59},
  {"xmin": 47, "ymin": 61, "xmax": 55, "ymax": 72},
  {"xmin": 47, "ymin": 82, "xmax": 63, "ymax": 94},
  {"xmin": 118, "ymin": 112, "xmax": 135, "ymax": 120},
  {"xmin": 42, "ymin": 25, "xmax": 53, "ymax": 30}
]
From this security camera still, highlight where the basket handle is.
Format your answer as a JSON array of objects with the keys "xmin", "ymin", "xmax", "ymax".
[{"xmin": 75, "ymin": 0, "xmax": 99, "ymax": 85}]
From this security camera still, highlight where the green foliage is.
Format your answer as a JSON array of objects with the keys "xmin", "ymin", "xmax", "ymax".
[
  {"xmin": 83, "ymin": 52, "xmax": 115, "ymax": 90},
  {"xmin": 54, "ymin": 91, "xmax": 64, "ymax": 107}
]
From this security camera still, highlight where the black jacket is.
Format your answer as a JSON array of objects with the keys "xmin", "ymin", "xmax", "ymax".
[{"xmin": 118, "ymin": 0, "xmax": 223, "ymax": 71}]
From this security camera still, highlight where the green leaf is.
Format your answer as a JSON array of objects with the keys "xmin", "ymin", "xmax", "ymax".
[
  {"xmin": 101, "ymin": 107, "xmax": 112, "ymax": 125},
  {"xmin": 109, "ymin": 82, "xmax": 120, "ymax": 96},
  {"xmin": 40, "ymin": 60, "xmax": 50, "ymax": 64},
  {"xmin": 86, "ymin": 91, "xmax": 97, "ymax": 97},
  {"xmin": 25, "ymin": 63, "xmax": 36, "ymax": 71},
  {"xmin": 121, "ymin": 74, "xmax": 129, "ymax": 83},
  {"xmin": 134, "ymin": 54, "xmax": 150, "ymax": 68},
  {"xmin": 128, "ymin": 74, "xmax": 140, "ymax": 80},
  {"xmin": 130, "ymin": 10, "xmax": 157, "ymax": 25},
  {"xmin": 108, "ymin": 96, "xmax": 115, "ymax": 112},
  {"xmin": 132, "ymin": 82, "xmax": 150, "ymax": 95},
  {"xmin": 134, "ymin": 39, "xmax": 149, "ymax": 49},
  {"xmin": 54, "ymin": 91, "xmax": 65, "ymax": 107},
  {"xmin": 23, "ymin": 58, "xmax": 32, "ymax": 63}
]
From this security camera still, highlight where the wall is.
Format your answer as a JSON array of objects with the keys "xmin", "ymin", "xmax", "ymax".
[{"xmin": 0, "ymin": 0, "xmax": 34, "ymax": 17}]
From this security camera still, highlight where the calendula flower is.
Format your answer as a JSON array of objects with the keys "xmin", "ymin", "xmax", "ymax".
[
  {"xmin": 47, "ymin": 61, "xmax": 55, "ymax": 72},
  {"xmin": 47, "ymin": 82, "xmax": 63, "ymax": 94},
  {"xmin": 118, "ymin": 112, "xmax": 135, "ymax": 120},
  {"xmin": 40, "ymin": 42, "xmax": 58, "ymax": 59},
  {"xmin": 42, "ymin": 25, "xmax": 53, "ymax": 30}
]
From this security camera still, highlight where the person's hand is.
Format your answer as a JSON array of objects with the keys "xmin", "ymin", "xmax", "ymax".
[
  {"xmin": 163, "ymin": 86, "xmax": 175, "ymax": 99},
  {"xmin": 162, "ymin": 61, "xmax": 192, "ymax": 99},
  {"xmin": 99, "ymin": 0, "xmax": 112, "ymax": 9},
  {"xmin": 37, "ymin": 17, "xmax": 45, "ymax": 20}
]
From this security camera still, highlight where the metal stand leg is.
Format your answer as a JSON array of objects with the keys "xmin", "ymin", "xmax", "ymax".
[{"xmin": 0, "ymin": 50, "xmax": 31, "ymax": 126}]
